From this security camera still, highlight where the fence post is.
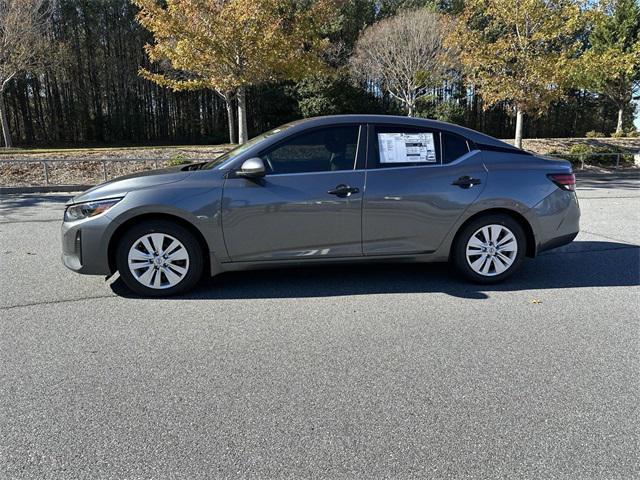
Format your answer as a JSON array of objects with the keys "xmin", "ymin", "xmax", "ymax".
[
  {"xmin": 102, "ymin": 160, "xmax": 108, "ymax": 181},
  {"xmin": 615, "ymin": 153, "xmax": 620, "ymax": 168},
  {"xmin": 43, "ymin": 161, "xmax": 49, "ymax": 185}
]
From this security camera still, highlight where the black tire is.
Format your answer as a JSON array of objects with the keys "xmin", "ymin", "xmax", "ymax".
[
  {"xmin": 453, "ymin": 213, "xmax": 526, "ymax": 284},
  {"xmin": 116, "ymin": 220, "xmax": 204, "ymax": 297}
]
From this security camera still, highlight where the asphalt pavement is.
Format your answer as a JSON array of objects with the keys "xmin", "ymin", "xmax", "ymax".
[{"xmin": 1, "ymin": 173, "xmax": 639, "ymax": 479}]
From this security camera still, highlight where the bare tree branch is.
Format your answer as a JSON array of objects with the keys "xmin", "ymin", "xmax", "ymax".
[
  {"xmin": 0, "ymin": 0, "xmax": 52, "ymax": 147},
  {"xmin": 349, "ymin": 8, "xmax": 454, "ymax": 116}
]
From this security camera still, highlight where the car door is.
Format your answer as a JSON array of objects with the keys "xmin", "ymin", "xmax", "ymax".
[
  {"xmin": 362, "ymin": 124, "xmax": 487, "ymax": 255},
  {"xmin": 221, "ymin": 124, "xmax": 365, "ymax": 262}
]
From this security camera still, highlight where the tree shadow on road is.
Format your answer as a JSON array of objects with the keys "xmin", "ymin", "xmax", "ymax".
[
  {"xmin": 0, "ymin": 193, "xmax": 73, "ymax": 209},
  {"xmin": 110, "ymin": 241, "xmax": 640, "ymax": 300},
  {"xmin": 0, "ymin": 194, "xmax": 72, "ymax": 222},
  {"xmin": 577, "ymin": 171, "xmax": 639, "ymax": 191}
]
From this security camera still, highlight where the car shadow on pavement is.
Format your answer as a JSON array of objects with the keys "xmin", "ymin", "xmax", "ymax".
[{"xmin": 110, "ymin": 240, "xmax": 640, "ymax": 300}]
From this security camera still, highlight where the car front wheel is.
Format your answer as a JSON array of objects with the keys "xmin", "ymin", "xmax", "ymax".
[
  {"xmin": 453, "ymin": 214, "xmax": 526, "ymax": 284},
  {"xmin": 116, "ymin": 220, "xmax": 203, "ymax": 296}
]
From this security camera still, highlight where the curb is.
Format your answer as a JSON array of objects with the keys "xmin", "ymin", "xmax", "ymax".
[{"xmin": 0, "ymin": 185, "xmax": 91, "ymax": 195}]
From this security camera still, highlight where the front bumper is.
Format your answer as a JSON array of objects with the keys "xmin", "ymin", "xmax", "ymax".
[{"xmin": 61, "ymin": 213, "xmax": 115, "ymax": 275}]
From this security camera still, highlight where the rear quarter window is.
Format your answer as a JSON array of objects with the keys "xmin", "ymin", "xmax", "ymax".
[{"xmin": 442, "ymin": 132, "xmax": 471, "ymax": 164}]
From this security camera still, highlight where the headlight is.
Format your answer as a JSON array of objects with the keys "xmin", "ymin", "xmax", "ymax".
[{"xmin": 64, "ymin": 198, "xmax": 122, "ymax": 221}]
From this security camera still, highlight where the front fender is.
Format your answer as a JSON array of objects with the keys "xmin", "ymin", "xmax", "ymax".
[{"xmin": 104, "ymin": 181, "xmax": 229, "ymax": 268}]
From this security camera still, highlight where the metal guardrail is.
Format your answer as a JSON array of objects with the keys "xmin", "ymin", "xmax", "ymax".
[
  {"xmin": 1, "ymin": 151, "xmax": 638, "ymax": 187},
  {"xmin": 549, "ymin": 152, "xmax": 639, "ymax": 170},
  {"xmin": 0, "ymin": 157, "xmax": 204, "ymax": 186}
]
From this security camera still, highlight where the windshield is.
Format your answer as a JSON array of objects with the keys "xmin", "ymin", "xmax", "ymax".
[{"xmin": 202, "ymin": 125, "xmax": 293, "ymax": 170}]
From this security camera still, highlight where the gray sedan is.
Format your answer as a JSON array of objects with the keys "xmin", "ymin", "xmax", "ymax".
[{"xmin": 61, "ymin": 115, "xmax": 580, "ymax": 296}]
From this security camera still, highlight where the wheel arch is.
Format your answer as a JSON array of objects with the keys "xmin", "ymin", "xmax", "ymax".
[
  {"xmin": 450, "ymin": 208, "xmax": 537, "ymax": 259},
  {"xmin": 107, "ymin": 213, "xmax": 211, "ymax": 275}
]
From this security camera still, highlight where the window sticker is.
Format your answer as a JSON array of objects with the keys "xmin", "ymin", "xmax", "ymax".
[{"xmin": 378, "ymin": 132, "xmax": 437, "ymax": 163}]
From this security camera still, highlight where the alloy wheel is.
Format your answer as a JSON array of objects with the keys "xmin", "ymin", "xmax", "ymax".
[
  {"xmin": 127, "ymin": 233, "xmax": 190, "ymax": 289},
  {"xmin": 465, "ymin": 224, "xmax": 518, "ymax": 277}
]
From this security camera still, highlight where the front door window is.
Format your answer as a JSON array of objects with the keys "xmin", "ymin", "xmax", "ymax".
[{"xmin": 261, "ymin": 126, "xmax": 360, "ymax": 175}]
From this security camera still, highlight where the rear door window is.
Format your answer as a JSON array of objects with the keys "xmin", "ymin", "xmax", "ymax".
[{"xmin": 369, "ymin": 125, "xmax": 441, "ymax": 169}]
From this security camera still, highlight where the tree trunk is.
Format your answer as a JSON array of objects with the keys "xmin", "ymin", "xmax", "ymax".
[
  {"xmin": 514, "ymin": 107, "xmax": 523, "ymax": 149},
  {"xmin": 0, "ymin": 92, "xmax": 12, "ymax": 148},
  {"xmin": 616, "ymin": 107, "xmax": 624, "ymax": 134},
  {"xmin": 237, "ymin": 86, "xmax": 248, "ymax": 144},
  {"xmin": 224, "ymin": 91, "xmax": 237, "ymax": 144}
]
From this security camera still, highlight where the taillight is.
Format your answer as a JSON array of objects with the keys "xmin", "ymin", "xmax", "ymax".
[{"xmin": 547, "ymin": 173, "xmax": 576, "ymax": 191}]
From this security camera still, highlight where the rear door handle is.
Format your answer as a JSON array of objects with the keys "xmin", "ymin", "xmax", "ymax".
[
  {"xmin": 327, "ymin": 184, "xmax": 359, "ymax": 197},
  {"xmin": 452, "ymin": 176, "xmax": 481, "ymax": 189}
]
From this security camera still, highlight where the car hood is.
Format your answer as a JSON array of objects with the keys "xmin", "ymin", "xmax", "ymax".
[{"xmin": 69, "ymin": 166, "xmax": 194, "ymax": 204}]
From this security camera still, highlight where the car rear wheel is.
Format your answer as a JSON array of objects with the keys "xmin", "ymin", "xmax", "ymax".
[
  {"xmin": 116, "ymin": 220, "xmax": 203, "ymax": 296},
  {"xmin": 453, "ymin": 214, "xmax": 526, "ymax": 283}
]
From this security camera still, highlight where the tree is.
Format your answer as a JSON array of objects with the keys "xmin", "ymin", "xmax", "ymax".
[
  {"xmin": 448, "ymin": 0, "xmax": 585, "ymax": 148},
  {"xmin": 0, "ymin": 0, "xmax": 629, "ymax": 148},
  {"xmin": 349, "ymin": 7, "xmax": 454, "ymax": 116},
  {"xmin": 0, "ymin": 0, "xmax": 51, "ymax": 148},
  {"xmin": 377, "ymin": 0, "xmax": 437, "ymax": 18},
  {"xmin": 297, "ymin": 73, "xmax": 382, "ymax": 117},
  {"xmin": 577, "ymin": 0, "xmax": 640, "ymax": 134},
  {"xmin": 133, "ymin": 0, "xmax": 334, "ymax": 143}
]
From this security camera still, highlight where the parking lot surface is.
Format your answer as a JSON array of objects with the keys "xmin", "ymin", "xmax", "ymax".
[{"xmin": 1, "ymin": 173, "xmax": 639, "ymax": 479}]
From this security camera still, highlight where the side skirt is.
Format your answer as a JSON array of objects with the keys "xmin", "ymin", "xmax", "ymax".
[{"xmin": 211, "ymin": 251, "xmax": 446, "ymax": 276}]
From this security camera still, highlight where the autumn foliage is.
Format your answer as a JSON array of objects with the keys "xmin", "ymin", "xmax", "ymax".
[
  {"xmin": 133, "ymin": 0, "xmax": 337, "ymax": 142},
  {"xmin": 447, "ymin": 0, "xmax": 586, "ymax": 147}
]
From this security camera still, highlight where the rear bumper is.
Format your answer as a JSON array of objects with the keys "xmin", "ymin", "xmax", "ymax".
[
  {"xmin": 532, "ymin": 189, "xmax": 580, "ymax": 254},
  {"xmin": 61, "ymin": 213, "xmax": 114, "ymax": 275},
  {"xmin": 538, "ymin": 232, "xmax": 579, "ymax": 253}
]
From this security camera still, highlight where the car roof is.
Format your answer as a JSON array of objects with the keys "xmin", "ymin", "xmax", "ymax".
[
  {"xmin": 217, "ymin": 114, "xmax": 526, "ymax": 170},
  {"xmin": 284, "ymin": 115, "xmax": 517, "ymax": 151}
]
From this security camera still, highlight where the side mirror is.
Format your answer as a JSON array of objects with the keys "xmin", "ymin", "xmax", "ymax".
[{"xmin": 236, "ymin": 157, "xmax": 266, "ymax": 178}]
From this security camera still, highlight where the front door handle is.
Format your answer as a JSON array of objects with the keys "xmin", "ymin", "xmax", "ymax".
[
  {"xmin": 452, "ymin": 176, "xmax": 482, "ymax": 189},
  {"xmin": 327, "ymin": 184, "xmax": 360, "ymax": 197}
]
